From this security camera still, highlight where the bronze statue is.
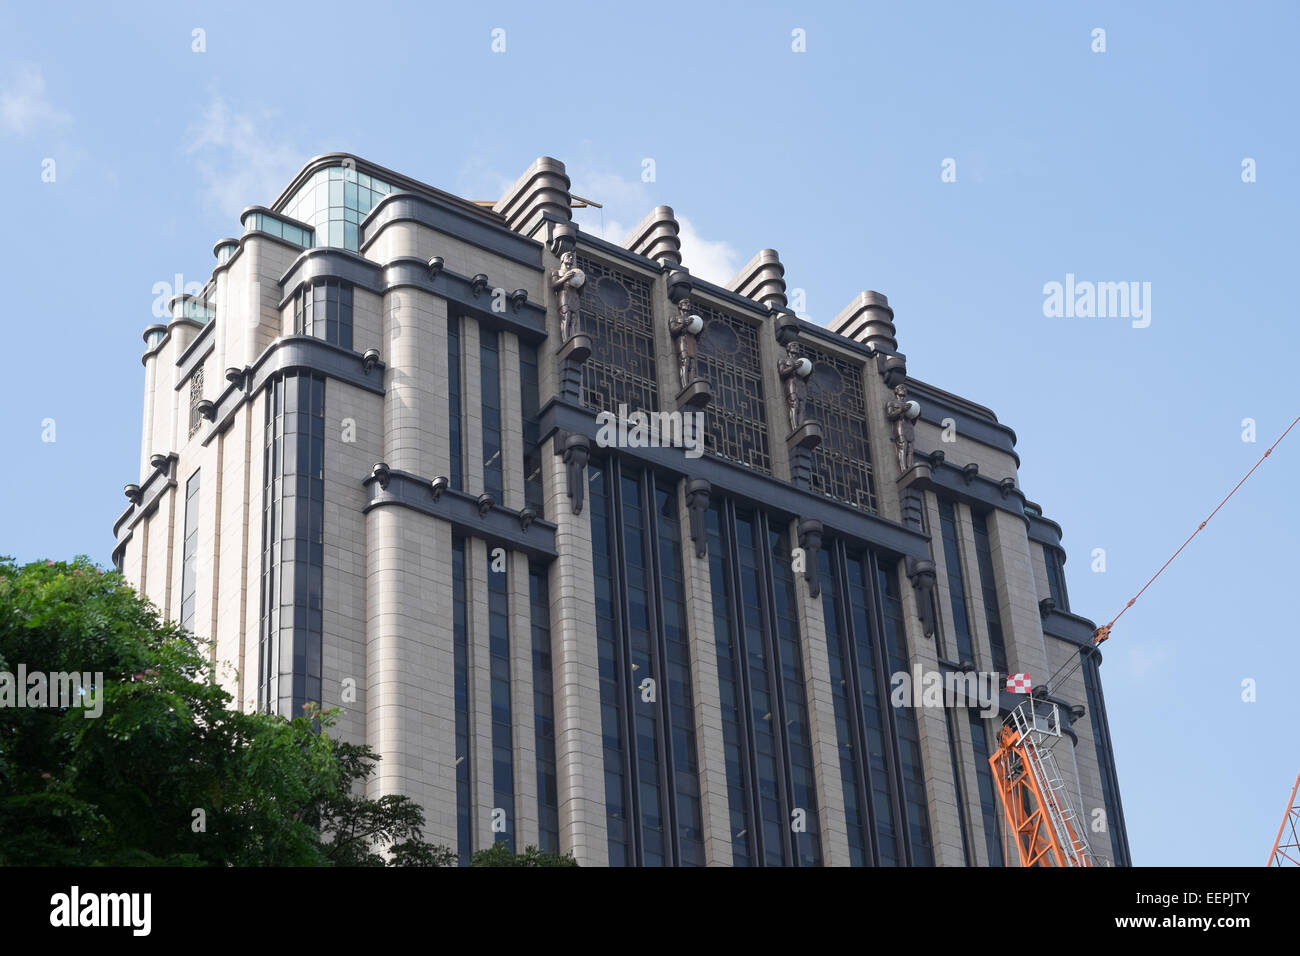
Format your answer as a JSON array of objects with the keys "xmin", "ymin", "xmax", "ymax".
[
  {"xmin": 668, "ymin": 298, "xmax": 702, "ymax": 390},
  {"xmin": 550, "ymin": 251, "xmax": 585, "ymax": 341},
  {"xmin": 886, "ymin": 383, "xmax": 918, "ymax": 473},
  {"xmin": 777, "ymin": 341, "xmax": 810, "ymax": 433}
]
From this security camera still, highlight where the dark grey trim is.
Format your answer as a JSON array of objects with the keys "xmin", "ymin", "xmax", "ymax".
[
  {"xmin": 383, "ymin": 258, "xmax": 548, "ymax": 342},
  {"xmin": 908, "ymin": 381, "xmax": 1020, "ymax": 464},
  {"xmin": 1027, "ymin": 511, "xmax": 1066, "ymax": 551},
  {"xmin": 278, "ymin": 247, "xmax": 384, "ymax": 300},
  {"xmin": 275, "ymin": 250, "xmax": 550, "ymax": 343},
  {"xmin": 1041, "ymin": 607, "xmax": 1100, "ymax": 649},
  {"xmin": 202, "ymin": 336, "xmax": 385, "ymax": 446},
  {"xmin": 111, "ymin": 453, "xmax": 178, "ymax": 565},
  {"xmin": 239, "ymin": 205, "xmax": 316, "ymax": 234},
  {"xmin": 363, "ymin": 469, "xmax": 557, "ymax": 562},
  {"xmin": 362, "ymin": 192, "xmax": 542, "ymax": 269},
  {"xmin": 912, "ymin": 457, "xmax": 1028, "ymax": 523},
  {"xmin": 541, "ymin": 398, "xmax": 931, "ymax": 561},
  {"xmin": 271, "ymin": 152, "xmax": 500, "ymax": 224},
  {"xmin": 175, "ymin": 321, "xmax": 216, "ymax": 387}
]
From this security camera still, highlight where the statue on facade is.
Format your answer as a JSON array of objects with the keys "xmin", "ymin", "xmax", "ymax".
[
  {"xmin": 550, "ymin": 251, "xmax": 585, "ymax": 341},
  {"xmin": 668, "ymin": 297, "xmax": 703, "ymax": 391},
  {"xmin": 886, "ymin": 382, "xmax": 920, "ymax": 474},
  {"xmin": 777, "ymin": 341, "xmax": 812, "ymax": 433}
]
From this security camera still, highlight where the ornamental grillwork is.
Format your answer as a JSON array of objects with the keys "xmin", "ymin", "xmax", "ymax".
[
  {"xmin": 577, "ymin": 256, "xmax": 660, "ymax": 415},
  {"xmin": 188, "ymin": 365, "xmax": 205, "ymax": 438},
  {"xmin": 694, "ymin": 302, "xmax": 771, "ymax": 473},
  {"xmin": 804, "ymin": 346, "xmax": 877, "ymax": 510}
]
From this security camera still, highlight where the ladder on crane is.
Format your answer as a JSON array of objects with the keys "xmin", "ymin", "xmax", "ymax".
[
  {"xmin": 1267, "ymin": 769, "xmax": 1300, "ymax": 866},
  {"xmin": 989, "ymin": 698, "xmax": 1098, "ymax": 867}
]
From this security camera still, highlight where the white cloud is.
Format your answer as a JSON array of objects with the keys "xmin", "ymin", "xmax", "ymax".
[
  {"xmin": 677, "ymin": 216, "xmax": 741, "ymax": 287},
  {"xmin": 184, "ymin": 97, "xmax": 302, "ymax": 218},
  {"xmin": 0, "ymin": 68, "xmax": 71, "ymax": 136},
  {"xmin": 568, "ymin": 167, "xmax": 741, "ymax": 285}
]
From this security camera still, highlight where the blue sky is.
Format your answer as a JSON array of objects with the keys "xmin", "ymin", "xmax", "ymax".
[{"xmin": 1, "ymin": 1, "xmax": 1296, "ymax": 866}]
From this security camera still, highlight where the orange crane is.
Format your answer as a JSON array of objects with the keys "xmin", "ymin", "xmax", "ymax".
[
  {"xmin": 989, "ymin": 414, "xmax": 1298, "ymax": 867},
  {"xmin": 1267, "ymin": 770, "xmax": 1300, "ymax": 866}
]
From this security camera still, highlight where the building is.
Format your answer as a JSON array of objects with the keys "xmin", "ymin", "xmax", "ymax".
[{"xmin": 111, "ymin": 152, "xmax": 1131, "ymax": 866}]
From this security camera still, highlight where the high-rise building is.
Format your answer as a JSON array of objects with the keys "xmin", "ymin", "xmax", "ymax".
[{"xmin": 112, "ymin": 153, "xmax": 1130, "ymax": 866}]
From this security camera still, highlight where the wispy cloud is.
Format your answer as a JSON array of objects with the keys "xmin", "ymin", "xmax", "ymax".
[
  {"xmin": 0, "ymin": 68, "xmax": 71, "ymax": 136},
  {"xmin": 569, "ymin": 167, "xmax": 741, "ymax": 285},
  {"xmin": 183, "ymin": 96, "xmax": 302, "ymax": 218}
]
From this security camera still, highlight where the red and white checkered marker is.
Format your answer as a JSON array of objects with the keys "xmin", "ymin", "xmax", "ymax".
[{"xmin": 1006, "ymin": 673, "xmax": 1032, "ymax": 694}]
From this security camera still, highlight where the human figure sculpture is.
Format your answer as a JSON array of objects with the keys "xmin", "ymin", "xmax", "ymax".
[
  {"xmin": 550, "ymin": 251, "xmax": 585, "ymax": 341},
  {"xmin": 777, "ymin": 341, "xmax": 810, "ymax": 433},
  {"xmin": 668, "ymin": 298, "xmax": 701, "ymax": 391},
  {"xmin": 886, "ymin": 383, "xmax": 917, "ymax": 473}
]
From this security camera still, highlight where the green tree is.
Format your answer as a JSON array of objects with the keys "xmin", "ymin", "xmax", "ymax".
[
  {"xmin": 470, "ymin": 842, "xmax": 579, "ymax": 867},
  {"xmin": 0, "ymin": 557, "xmax": 449, "ymax": 866}
]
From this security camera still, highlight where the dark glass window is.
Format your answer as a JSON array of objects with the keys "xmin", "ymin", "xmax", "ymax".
[
  {"xmin": 769, "ymin": 526, "xmax": 822, "ymax": 866},
  {"xmin": 589, "ymin": 462, "xmax": 631, "ymax": 865},
  {"xmin": 589, "ymin": 460, "xmax": 704, "ymax": 866},
  {"xmin": 938, "ymin": 498, "xmax": 975, "ymax": 664},
  {"xmin": 971, "ymin": 510, "xmax": 1009, "ymax": 675},
  {"xmin": 819, "ymin": 548, "xmax": 866, "ymax": 864},
  {"xmin": 448, "ymin": 315, "xmax": 463, "ymax": 490},
  {"xmin": 180, "ymin": 470, "xmax": 200, "ymax": 633},
  {"xmin": 520, "ymin": 341, "xmax": 544, "ymax": 516},
  {"xmin": 694, "ymin": 302, "xmax": 771, "ymax": 472},
  {"xmin": 657, "ymin": 480, "xmax": 705, "ymax": 865},
  {"xmin": 968, "ymin": 709, "xmax": 1004, "ymax": 866},
  {"xmin": 822, "ymin": 547, "xmax": 908, "ymax": 866},
  {"xmin": 258, "ymin": 372, "xmax": 325, "ymax": 717},
  {"xmin": 709, "ymin": 504, "xmax": 823, "ymax": 865},
  {"xmin": 804, "ymin": 346, "xmax": 877, "ymax": 511},
  {"xmin": 878, "ymin": 560, "xmax": 935, "ymax": 865},
  {"xmin": 1081, "ymin": 650, "xmax": 1130, "ymax": 865},
  {"xmin": 578, "ymin": 256, "xmax": 659, "ymax": 416},
  {"xmin": 453, "ymin": 537, "xmax": 472, "ymax": 864},
  {"xmin": 295, "ymin": 279, "xmax": 353, "ymax": 351},
  {"xmin": 946, "ymin": 708, "xmax": 973, "ymax": 865},
  {"xmin": 530, "ymin": 562, "xmax": 559, "ymax": 853},
  {"xmin": 488, "ymin": 549, "xmax": 513, "ymax": 851},
  {"xmin": 481, "ymin": 329, "xmax": 503, "ymax": 501},
  {"xmin": 1045, "ymin": 549, "xmax": 1070, "ymax": 611},
  {"xmin": 706, "ymin": 505, "xmax": 754, "ymax": 866}
]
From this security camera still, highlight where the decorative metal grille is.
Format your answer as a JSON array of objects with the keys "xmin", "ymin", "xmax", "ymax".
[
  {"xmin": 694, "ymin": 302, "xmax": 771, "ymax": 473},
  {"xmin": 188, "ymin": 365, "xmax": 205, "ymax": 438},
  {"xmin": 804, "ymin": 345, "xmax": 877, "ymax": 511},
  {"xmin": 577, "ymin": 255, "xmax": 659, "ymax": 415}
]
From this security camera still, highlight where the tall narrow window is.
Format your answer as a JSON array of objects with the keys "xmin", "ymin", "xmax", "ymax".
[
  {"xmin": 656, "ymin": 480, "xmax": 705, "ymax": 865},
  {"xmin": 946, "ymin": 709, "xmax": 973, "ymax": 865},
  {"xmin": 520, "ymin": 341, "xmax": 544, "ymax": 516},
  {"xmin": 706, "ymin": 505, "xmax": 753, "ymax": 866},
  {"xmin": 188, "ymin": 366, "xmax": 205, "ymax": 439},
  {"xmin": 968, "ymin": 709, "xmax": 1004, "ymax": 866},
  {"xmin": 530, "ymin": 562, "xmax": 559, "ymax": 853},
  {"xmin": 180, "ymin": 470, "xmax": 201, "ymax": 633},
  {"xmin": 448, "ymin": 315, "xmax": 463, "ymax": 490},
  {"xmin": 258, "ymin": 372, "xmax": 324, "ymax": 717},
  {"xmin": 453, "ymin": 537, "xmax": 472, "ymax": 864},
  {"xmin": 769, "ymin": 526, "xmax": 823, "ymax": 866},
  {"xmin": 589, "ymin": 460, "xmax": 704, "ymax": 865},
  {"xmin": 819, "ymin": 548, "xmax": 866, "ymax": 864},
  {"xmin": 878, "ymin": 560, "xmax": 934, "ymax": 865},
  {"xmin": 1081, "ymin": 650, "xmax": 1130, "ymax": 865},
  {"xmin": 295, "ymin": 279, "xmax": 353, "ymax": 351},
  {"xmin": 480, "ymin": 329, "xmax": 503, "ymax": 501},
  {"xmin": 938, "ymin": 498, "xmax": 975, "ymax": 664},
  {"xmin": 589, "ymin": 462, "xmax": 630, "ymax": 864},
  {"xmin": 488, "ymin": 550, "xmax": 513, "ymax": 851},
  {"xmin": 971, "ymin": 510, "xmax": 1009, "ymax": 675},
  {"xmin": 1044, "ymin": 549, "xmax": 1070, "ymax": 611}
]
